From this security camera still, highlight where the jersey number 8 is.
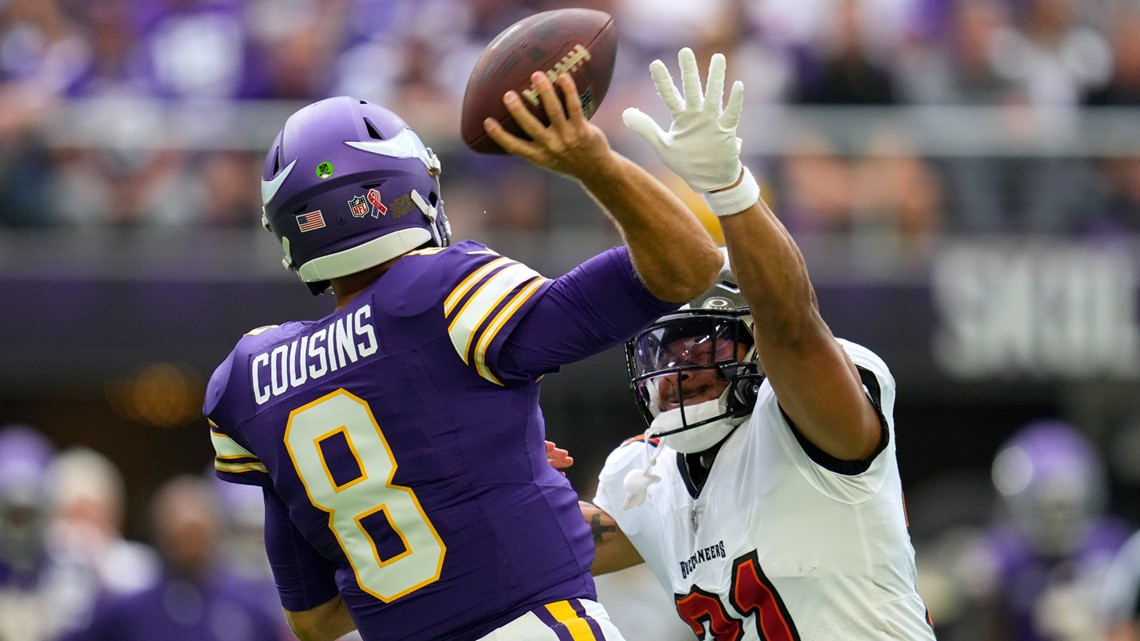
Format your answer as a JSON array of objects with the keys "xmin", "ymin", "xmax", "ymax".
[{"xmin": 286, "ymin": 389, "xmax": 446, "ymax": 602}]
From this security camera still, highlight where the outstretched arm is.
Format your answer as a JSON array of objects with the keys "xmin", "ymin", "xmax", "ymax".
[
  {"xmin": 719, "ymin": 196, "xmax": 881, "ymax": 460},
  {"xmin": 627, "ymin": 49, "xmax": 881, "ymax": 461},
  {"xmin": 484, "ymin": 71, "xmax": 721, "ymax": 303}
]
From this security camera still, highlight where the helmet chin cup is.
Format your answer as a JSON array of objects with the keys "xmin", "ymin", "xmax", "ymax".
[{"xmin": 649, "ymin": 389, "xmax": 746, "ymax": 454}]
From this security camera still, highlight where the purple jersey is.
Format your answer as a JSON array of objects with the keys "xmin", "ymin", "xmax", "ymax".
[
  {"xmin": 985, "ymin": 519, "xmax": 1132, "ymax": 641},
  {"xmin": 205, "ymin": 241, "xmax": 676, "ymax": 640},
  {"xmin": 57, "ymin": 569, "xmax": 282, "ymax": 641}
]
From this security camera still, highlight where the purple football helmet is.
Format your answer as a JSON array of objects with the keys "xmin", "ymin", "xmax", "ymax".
[
  {"xmin": 261, "ymin": 96, "xmax": 451, "ymax": 294},
  {"xmin": 991, "ymin": 420, "xmax": 1107, "ymax": 555}
]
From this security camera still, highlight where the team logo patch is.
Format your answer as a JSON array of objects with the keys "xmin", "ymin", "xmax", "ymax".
[{"xmin": 296, "ymin": 210, "xmax": 326, "ymax": 232}]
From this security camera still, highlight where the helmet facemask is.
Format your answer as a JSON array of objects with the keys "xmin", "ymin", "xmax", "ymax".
[
  {"xmin": 619, "ymin": 252, "xmax": 763, "ymax": 509},
  {"xmin": 626, "ymin": 311, "xmax": 761, "ymax": 454}
]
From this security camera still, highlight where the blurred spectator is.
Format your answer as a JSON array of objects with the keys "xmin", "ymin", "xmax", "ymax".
[
  {"xmin": 794, "ymin": 0, "xmax": 900, "ymax": 105},
  {"xmin": 968, "ymin": 420, "xmax": 1129, "ymax": 641},
  {"xmin": 46, "ymin": 0, "xmax": 194, "ymax": 228},
  {"xmin": 901, "ymin": 0, "xmax": 1023, "ymax": 105},
  {"xmin": 1083, "ymin": 4, "xmax": 1140, "ymax": 234},
  {"xmin": 615, "ymin": 0, "xmax": 733, "ymax": 69},
  {"xmin": 130, "ymin": 0, "xmax": 258, "ymax": 101},
  {"xmin": 1085, "ymin": 3, "xmax": 1140, "ymax": 107},
  {"xmin": 246, "ymin": 0, "xmax": 345, "ymax": 100},
  {"xmin": 850, "ymin": 129, "xmax": 944, "ymax": 258},
  {"xmin": 902, "ymin": 0, "xmax": 1101, "ymax": 233},
  {"xmin": 1006, "ymin": 0, "xmax": 1111, "ymax": 107},
  {"xmin": 0, "ymin": 0, "xmax": 1137, "ymax": 238},
  {"xmin": 0, "ymin": 425, "xmax": 71, "ymax": 641},
  {"xmin": 913, "ymin": 0, "xmax": 1023, "ymax": 233},
  {"xmin": 1101, "ymin": 528, "xmax": 1140, "ymax": 641},
  {"xmin": 209, "ymin": 477, "xmax": 292, "ymax": 640},
  {"xmin": 768, "ymin": 0, "xmax": 948, "ymax": 259},
  {"xmin": 60, "ymin": 474, "xmax": 280, "ymax": 641},
  {"xmin": 193, "ymin": 150, "xmax": 265, "ymax": 228},
  {"xmin": 0, "ymin": 0, "xmax": 85, "ymax": 227},
  {"xmin": 45, "ymin": 447, "xmax": 159, "ymax": 626},
  {"xmin": 779, "ymin": 124, "xmax": 943, "ymax": 261}
]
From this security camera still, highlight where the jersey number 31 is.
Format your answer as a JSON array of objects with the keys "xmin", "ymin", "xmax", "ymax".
[{"xmin": 675, "ymin": 551, "xmax": 800, "ymax": 641}]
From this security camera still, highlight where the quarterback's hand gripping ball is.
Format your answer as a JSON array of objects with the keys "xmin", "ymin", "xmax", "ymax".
[{"xmin": 461, "ymin": 8, "xmax": 618, "ymax": 154}]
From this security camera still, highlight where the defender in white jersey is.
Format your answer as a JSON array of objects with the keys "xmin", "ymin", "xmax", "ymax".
[{"xmin": 562, "ymin": 48, "xmax": 938, "ymax": 640}]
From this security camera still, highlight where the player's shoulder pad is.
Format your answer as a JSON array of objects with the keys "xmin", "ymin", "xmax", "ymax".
[
  {"xmin": 407, "ymin": 239, "xmax": 500, "ymax": 263},
  {"xmin": 600, "ymin": 433, "xmax": 659, "ymax": 480},
  {"xmin": 388, "ymin": 241, "xmax": 525, "ymax": 316},
  {"xmin": 202, "ymin": 324, "xmax": 286, "ymax": 418},
  {"xmin": 204, "ymin": 349, "xmax": 237, "ymax": 419},
  {"xmin": 620, "ymin": 433, "xmax": 661, "ymax": 448}
]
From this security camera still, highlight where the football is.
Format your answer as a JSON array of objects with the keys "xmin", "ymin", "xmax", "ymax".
[{"xmin": 460, "ymin": 8, "xmax": 618, "ymax": 154}]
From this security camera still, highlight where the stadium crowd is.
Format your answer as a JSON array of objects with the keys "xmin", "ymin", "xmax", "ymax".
[
  {"xmin": 4, "ymin": 1, "xmax": 1140, "ymax": 640},
  {"xmin": 0, "ymin": 0, "xmax": 1139, "ymax": 244}
]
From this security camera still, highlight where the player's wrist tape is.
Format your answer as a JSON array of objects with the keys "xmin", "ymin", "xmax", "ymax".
[{"xmin": 702, "ymin": 166, "xmax": 760, "ymax": 216}]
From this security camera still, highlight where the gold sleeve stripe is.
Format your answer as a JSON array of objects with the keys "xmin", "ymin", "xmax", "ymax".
[
  {"xmin": 474, "ymin": 276, "xmax": 548, "ymax": 385},
  {"xmin": 215, "ymin": 459, "xmax": 269, "ymax": 474},
  {"xmin": 544, "ymin": 600, "xmax": 600, "ymax": 640},
  {"xmin": 211, "ymin": 430, "xmax": 259, "ymax": 460},
  {"xmin": 444, "ymin": 257, "xmax": 512, "ymax": 315},
  {"xmin": 447, "ymin": 262, "xmax": 541, "ymax": 365}
]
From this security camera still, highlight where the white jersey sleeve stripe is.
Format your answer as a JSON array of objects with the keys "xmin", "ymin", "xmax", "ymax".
[
  {"xmin": 210, "ymin": 425, "xmax": 256, "ymax": 459},
  {"xmin": 447, "ymin": 262, "xmax": 542, "ymax": 367},
  {"xmin": 210, "ymin": 427, "xmax": 269, "ymax": 475},
  {"xmin": 215, "ymin": 459, "xmax": 269, "ymax": 474},
  {"xmin": 444, "ymin": 256, "xmax": 511, "ymax": 315},
  {"xmin": 474, "ymin": 276, "xmax": 548, "ymax": 384}
]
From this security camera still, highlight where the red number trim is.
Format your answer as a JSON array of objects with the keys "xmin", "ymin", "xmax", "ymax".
[
  {"xmin": 674, "ymin": 550, "xmax": 800, "ymax": 640},
  {"xmin": 675, "ymin": 586, "xmax": 743, "ymax": 641},
  {"xmin": 729, "ymin": 551, "xmax": 800, "ymax": 641}
]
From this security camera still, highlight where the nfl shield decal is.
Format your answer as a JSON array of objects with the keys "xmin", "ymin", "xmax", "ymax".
[
  {"xmin": 348, "ymin": 195, "xmax": 370, "ymax": 218},
  {"xmin": 347, "ymin": 189, "xmax": 388, "ymax": 219}
]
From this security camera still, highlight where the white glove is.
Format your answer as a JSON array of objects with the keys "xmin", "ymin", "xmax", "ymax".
[{"xmin": 623, "ymin": 48, "xmax": 759, "ymax": 215}]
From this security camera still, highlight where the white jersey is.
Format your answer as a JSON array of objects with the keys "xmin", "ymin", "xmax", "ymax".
[{"xmin": 594, "ymin": 340, "xmax": 936, "ymax": 641}]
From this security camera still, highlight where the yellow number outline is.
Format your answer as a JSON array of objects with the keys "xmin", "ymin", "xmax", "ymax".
[{"xmin": 285, "ymin": 389, "xmax": 446, "ymax": 602}]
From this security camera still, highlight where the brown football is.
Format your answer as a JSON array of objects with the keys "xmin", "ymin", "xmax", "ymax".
[{"xmin": 460, "ymin": 8, "xmax": 618, "ymax": 154}]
